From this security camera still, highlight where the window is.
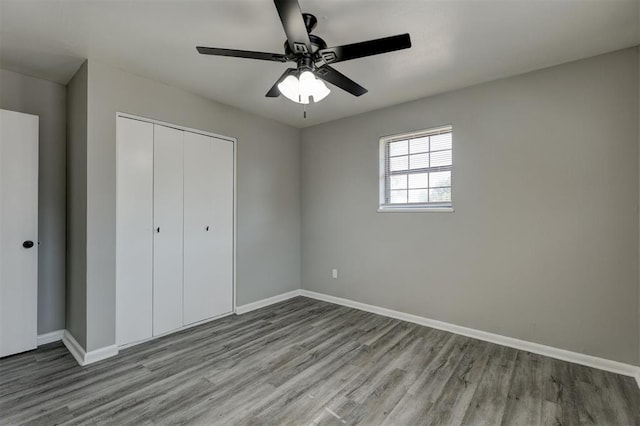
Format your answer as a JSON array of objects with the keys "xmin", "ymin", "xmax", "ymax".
[{"xmin": 379, "ymin": 125, "xmax": 453, "ymax": 211}]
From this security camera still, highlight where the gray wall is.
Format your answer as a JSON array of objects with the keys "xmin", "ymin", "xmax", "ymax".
[
  {"xmin": 66, "ymin": 62, "xmax": 88, "ymax": 348},
  {"xmin": 0, "ymin": 68, "xmax": 67, "ymax": 335},
  {"xmin": 301, "ymin": 48, "xmax": 640, "ymax": 365},
  {"xmin": 79, "ymin": 59, "xmax": 300, "ymax": 351}
]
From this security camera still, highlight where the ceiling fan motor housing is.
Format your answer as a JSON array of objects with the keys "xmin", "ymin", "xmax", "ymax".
[
  {"xmin": 283, "ymin": 28, "xmax": 327, "ymax": 64},
  {"xmin": 286, "ymin": 14, "xmax": 320, "ymax": 55}
]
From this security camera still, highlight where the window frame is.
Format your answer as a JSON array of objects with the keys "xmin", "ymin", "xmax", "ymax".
[{"xmin": 378, "ymin": 125, "xmax": 454, "ymax": 213}]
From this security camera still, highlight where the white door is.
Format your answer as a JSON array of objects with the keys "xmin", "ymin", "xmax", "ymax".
[
  {"xmin": 153, "ymin": 125, "xmax": 184, "ymax": 335},
  {"xmin": 183, "ymin": 132, "xmax": 233, "ymax": 325},
  {"xmin": 116, "ymin": 117, "xmax": 154, "ymax": 346},
  {"xmin": 0, "ymin": 109, "xmax": 38, "ymax": 357}
]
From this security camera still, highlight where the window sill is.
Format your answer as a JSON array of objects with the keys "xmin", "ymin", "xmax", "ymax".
[{"xmin": 377, "ymin": 207, "xmax": 454, "ymax": 213}]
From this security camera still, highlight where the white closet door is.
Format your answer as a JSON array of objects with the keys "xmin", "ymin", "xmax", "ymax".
[
  {"xmin": 183, "ymin": 132, "xmax": 233, "ymax": 324},
  {"xmin": 0, "ymin": 110, "xmax": 38, "ymax": 357},
  {"xmin": 116, "ymin": 117, "xmax": 153, "ymax": 346},
  {"xmin": 153, "ymin": 125, "xmax": 184, "ymax": 335}
]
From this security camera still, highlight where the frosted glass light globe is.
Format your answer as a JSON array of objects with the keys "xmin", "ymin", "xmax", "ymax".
[{"xmin": 277, "ymin": 71, "xmax": 331, "ymax": 104}]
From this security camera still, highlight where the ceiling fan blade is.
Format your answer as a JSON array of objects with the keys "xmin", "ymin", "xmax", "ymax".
[
  {"xmin": 196, "ymin": 46, "xmax": 288, "ymax": 62},
  {"xmin": 316, "ymin": 33, "xmax": 411, "ymax": 64},
  {"xmin": 314, "ymin": 65, "xmax": 367, "ymax": 97},
  {"xmin": 266, "ymin": 68, "xmax": 297, "ymax": 97},
  {"xmin": 273, "ymin": 0, "xmax": 312, "ymax": 55}
]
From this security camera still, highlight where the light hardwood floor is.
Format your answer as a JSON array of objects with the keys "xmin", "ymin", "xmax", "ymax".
[{"xmin": 1, "ymin": 296, "xmax": 639, "ymax": 425}]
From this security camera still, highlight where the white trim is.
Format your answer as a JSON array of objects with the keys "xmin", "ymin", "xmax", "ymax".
[
  {"xmin": 37, "ymin": 329, "xmax": 65, "ymax": 346},
  {"xmin": 233, "ymin": 134, "xmax": 237, "ymax": 313},
  {"xmin": 300, "ymin": 290, "xmax": 640, "ymax": 382},
  {"xmin": 380, "ymin": 125, "xmax": 453, "ymax": 143},
  {"xmin": 118, "ymin": 311, "xmax": 235, "ymax": 350},
  {"xmin": 377, "ymin": 207, "xmax": 454, "ymax": 213},
  {"xmin": 116, "ymin": 112, "xmax": 235, "ymax": 143},
  {"xmin": 62, "ymin": 330, "xmax": 119, "ymax": 366},
  {"xmin": 62, "ymin": 331, "xmax": 85, "ymax": 365},
  {"xmin": 56, "ymin": 289, "xmax": 640, "ymax": 389},
  {"xmin": 84, "ymin": 344, "xmax": 119, "ymax": 365},
  {"xmin": 236, "ymin": 290, "xmax": 302, "ymax": 315}
]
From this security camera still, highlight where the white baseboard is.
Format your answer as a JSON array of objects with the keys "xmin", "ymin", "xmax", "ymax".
[
  {"xmin": 37, "ymin": 329, "xmax": 65, "ymax": 346},
  {"xmin": 62, "ymin": 330, "xmax": 118, "ymax": 366},
  {"xmin": 84, "ymin": 344, "xmax": 119, "ymax": 365},
  {"xmin": 235, "ymin": 289, "xmax": 302, "ymax": 314},
  {"xmin": 300, "ymin": 290, "xmax": 640, "ymax": 383},
  {"xmin": 62, "ymin": 331, "xmax": 85, "ymax": 365},
  {"xmin": 53, "ymin": 288, "xmax": 639, "ymax": 384}
]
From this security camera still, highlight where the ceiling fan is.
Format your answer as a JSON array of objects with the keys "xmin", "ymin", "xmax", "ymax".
[{"xmin": 196, "ymin": 0, "xmax": 411, "ymax": 104}]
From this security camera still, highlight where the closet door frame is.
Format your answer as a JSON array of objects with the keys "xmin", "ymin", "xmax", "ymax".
[{"xmin": 115, "ymin": 112, "xmax": 237, "ymax": 345}]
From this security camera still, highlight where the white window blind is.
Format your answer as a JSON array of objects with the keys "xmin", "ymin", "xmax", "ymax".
[{"xmin": 379, "ymin": 125, "xmax": 453, "ymax": 210}]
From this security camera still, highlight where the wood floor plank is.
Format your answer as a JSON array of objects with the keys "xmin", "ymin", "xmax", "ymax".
[
  {"xmin": 422, "ymin": 339, "xmax": 493, "ymax": 425},
  {"xmin": 501, "ymin": 351, "xmax": 545, "ymax": 425},
  {"xmin": 0, "ymin": 296, "xmax": 638, "ymax": 425},
  {"xmin": 460, "ymin": 344, "xmax": 518, "ymax": 426},
  {"xmin": 544, "ymin": 358, "xmax": 582, "ymax": 426}
]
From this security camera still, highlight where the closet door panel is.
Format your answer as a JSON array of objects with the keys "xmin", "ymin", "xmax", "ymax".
[
  {"xmin": 116, "ymin": 117, "xmax": 153, "ymax": 346},
  {"xmin": 208, "ymin": 137, "xmax": 234, "ymax": 316},
  {"xmin": 183, "ymin": 132, "xmax": 233, "ymax": 324},
  {"xmin": 153, "ymin": 125, "xmax": 184, "ymax": 335}
]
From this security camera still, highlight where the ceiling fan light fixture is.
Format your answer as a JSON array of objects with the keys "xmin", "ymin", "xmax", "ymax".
[
  {"xmin": 277, "ymin": 75, "xmax": 302, "ymax": 103},
  {"xmin": 305, "ymin": 71, "xmax": 331, "ymax": 103},
  {"xmin": 277, "ymin": 71, "xmax": 330, "ymax": 104}
]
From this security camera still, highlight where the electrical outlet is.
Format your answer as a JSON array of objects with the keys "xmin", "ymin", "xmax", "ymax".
[{"xmin": 332, "ymin": 268, "xmax": 338, "ymax": 279}]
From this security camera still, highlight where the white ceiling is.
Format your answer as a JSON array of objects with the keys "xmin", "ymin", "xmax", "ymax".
[{"xmin": 0, "ymin": 0, "xmax": 638, "ymax": 128}]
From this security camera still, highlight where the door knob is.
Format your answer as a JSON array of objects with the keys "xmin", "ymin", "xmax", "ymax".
[{"xmin": 22, "ymin": 240, "xmax": 34, "ymax": 249}]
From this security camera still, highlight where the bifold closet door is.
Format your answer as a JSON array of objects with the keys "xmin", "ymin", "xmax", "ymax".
[
  {"xmin": 116, "ymin": 117, "xmax": 153, "ymax": 346},
  {"xmin": 153, "ymin": 125, "xmax": 184, "ymax": 335},
  {"xmin": 183, "ymin": 132, "xmax": 233, "ymax": 324}
]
